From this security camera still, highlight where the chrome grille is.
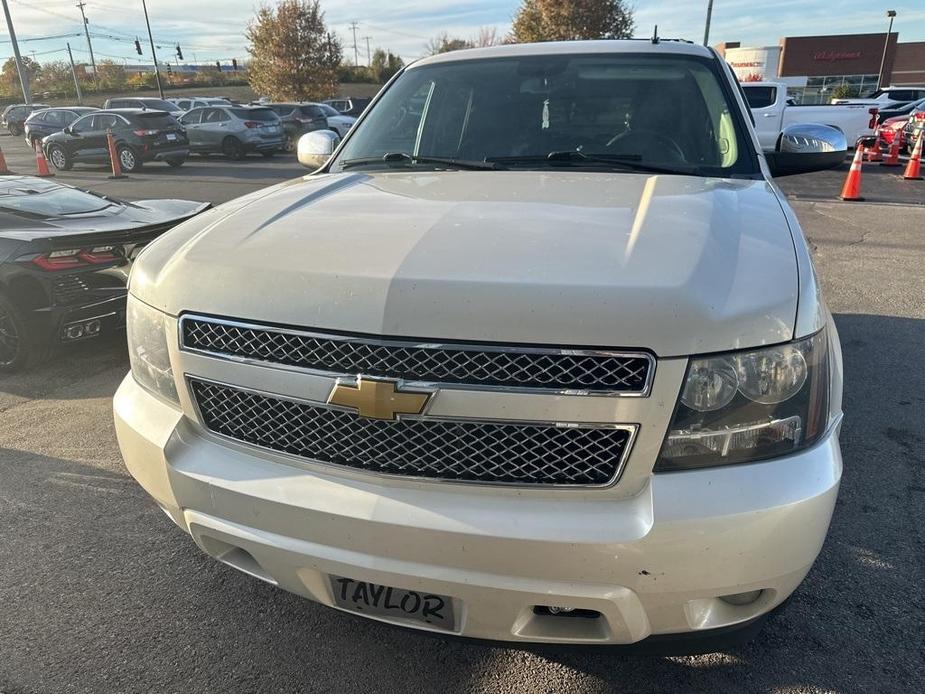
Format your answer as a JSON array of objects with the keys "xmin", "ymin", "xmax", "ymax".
[
  {"xmin": 190, "ymin": 379, "xmax": 634, "ymax": 486},
  {"xmin": 181, "ymin": 316, "xmax": 653, "ymax": 394}
]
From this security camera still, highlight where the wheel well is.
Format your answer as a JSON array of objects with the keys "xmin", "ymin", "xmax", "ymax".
[{"xmin": 223, "ymin": 135, "xmax": 241, "ymax": 145}]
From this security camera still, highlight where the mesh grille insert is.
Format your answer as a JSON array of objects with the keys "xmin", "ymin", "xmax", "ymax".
[
  {"xmin": 182, "ymin": 317, "xmax": 652, "ymax": 393},
  {"xmin": 191, "ymin": 379, "xmax": 633, "ymax": 486}
]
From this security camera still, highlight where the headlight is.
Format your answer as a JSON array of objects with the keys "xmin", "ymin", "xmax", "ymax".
[
  {"xmin": 126, "ymin": 296, "xmax": 179, "ymax": 406},
  {"xmin": 656, "ymin": 329, "xmax": 830, "ymax": 472}
]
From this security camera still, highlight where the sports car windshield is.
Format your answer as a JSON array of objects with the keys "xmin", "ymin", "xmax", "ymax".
[
  {"xmin": 332, "ymin": 53, "xmax": 756, "ymax": 177},
  {"xmin": 0, "ymin": 187, "xmax": 113, "ymax": 216}
]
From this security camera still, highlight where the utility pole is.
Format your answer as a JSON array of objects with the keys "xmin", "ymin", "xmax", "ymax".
[
  {"xmin": 350, "ymin": 21, "xmax": 359, "ymax": 66},
  {"xmin": 67, "ymin": 43, "xmax": 83, "ymax": 104},
  {"xmin": 75, "ymin": 2, "xmax": 97, "ymax": 81},
  {"xmin": 703, "ymin": 0, "xmax": 714, "ymax": 46},
  {"xmin": 363, "ymin": 36, "xmax": 372, "ymax": 65},
  {"xmin": 140, "ymin": 0, "xmax": 164, "ymax": 98},
  {"xmin": 1, "ymin": 0, "xmax": 30, "ymax": 103}
]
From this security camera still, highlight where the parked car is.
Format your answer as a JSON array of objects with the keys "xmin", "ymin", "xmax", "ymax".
[
  {"xmin": 178, "ymin": 105, "xmax": 284, "ymax": 159},
  {"xmin": 324, "ymin": 97, "xmax": 372, "ymax": 117},
  {"xmin": 878, "ymin": 115, "xmax": 910, "ymax": 149},
  {"xmin": 874, "ymin": 97, "xmax": 925, "ymax": 125},
  {"xmin": 23, "ymin": 107, "xmax": 99, "ymax": 147},
  {"xmin": 742, "ymin": 82, "xmax": 878, "ymax": 150},
  {"xmin": 2, "ymin": 103, "xmax": 51, "ymax": 136},
  {"xmin": 831, "ymin": 86, "xmax": 925, "ymax": 108},
  {"xmin": 0, "ymin": 176, "xmax": 208, "ymax": 371},
  {"xmin": 266, "ymin": 102, "xmax": 353, "ymax": 151},
  {"xmin": 168, "ymin": 96, "xmax": 231, "ymax": 112},
  {"xmin": 902, "ymin": 104, "xmax": 925, "ymax": 148},
  {"xmin": 43, "ymin": 109, "xmax": 189, "ymax": 172},
  {"xmin": 102, "ymin": 97, "xmax": 183, "ymax": 115},
  {"xmin": 116, "ymin": 40, "xmax": 845, "ymax": 650}
]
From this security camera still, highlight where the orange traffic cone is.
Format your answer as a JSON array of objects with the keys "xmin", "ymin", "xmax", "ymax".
[
  {"xmin": 902, "ymin": 130, "xmax": 923, "ymax": 181},
  {"xmin": 33, "ymin": 139, "xmax": 54, "ymax": 177},
  {"xmin": 867, "ymin": 133, "xmax": 883, "ymax": 162},
  {"xmin": 106, "ymin": 130, "xmax": 127, "ymax": 179},
  {"xmin": 839, "ymin": 145, "xmax": 865, "ymax": 201},
  {"xmin": 0, "ymin": 143, "xmax": 13, "ymax": 175},
  {"xmin": 881, "ymin": 130, "xmax": 902, "ymax": 167}
]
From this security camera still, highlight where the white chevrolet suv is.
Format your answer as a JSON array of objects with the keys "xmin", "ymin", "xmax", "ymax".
[{"xmin": 115, "ymin": 40, "xmax": 845, "ymax": 649}]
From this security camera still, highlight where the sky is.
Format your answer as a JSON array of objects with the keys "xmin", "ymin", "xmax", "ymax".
[{"xmin": 2, "ymin": 0, "xmax": 925, "ymax": 68}]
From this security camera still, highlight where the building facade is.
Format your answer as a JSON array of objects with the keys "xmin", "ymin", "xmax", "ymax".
[{"xmin": 718, "ymin": 32, "xmax": 924, "ymax": 104}]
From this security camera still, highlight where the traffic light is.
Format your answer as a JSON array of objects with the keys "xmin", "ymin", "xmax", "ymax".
[
  {"xmin": 176, "ymin": 45, "xmax": 183, "ymax": 60},
  {"xmin": 166, "ymin": 63, "xmax": 172, "ymax": 74},
  {"xmin": 215, "ymin": 60, "xmax": 221, "ymax": 71},
  {"xmin": 134, "ymin": 38, "xmax": 142, "ymax": 55},
  {"xmin": 232, "ymin": 58, "xmax": 238, "ymax": 71}
]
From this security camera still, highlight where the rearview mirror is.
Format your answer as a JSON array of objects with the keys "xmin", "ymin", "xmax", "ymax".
[
  {"xmin": 766, "ymin": 123, "xmax": 847, "ymax": 177},
  {"xmin": 297, "ymin": 130, "xmax": 340, "ymax": 170}
]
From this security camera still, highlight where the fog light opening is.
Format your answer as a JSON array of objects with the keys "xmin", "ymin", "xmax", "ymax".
[
  {"xmin": 533, "ymin": 606, "xmax": 601, "ymax": 619},
  {"xmin": 719, "ymin": 589, "xmax": 764, "ymax": 606}
]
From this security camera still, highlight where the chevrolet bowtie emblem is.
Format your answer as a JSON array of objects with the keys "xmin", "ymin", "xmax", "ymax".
[{"xmin": 327, "ymin": 377, "xmax": 432, "ymax": 421}]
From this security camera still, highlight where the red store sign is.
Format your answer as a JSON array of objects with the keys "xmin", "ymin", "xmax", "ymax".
[{"xmin": 813, "ymin": 50, "xmax": 863, "ymax": 62}]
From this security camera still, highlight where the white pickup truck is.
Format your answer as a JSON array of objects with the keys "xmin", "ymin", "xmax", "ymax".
[{"xmin": 742, "ymin": 81, "xmax": 878, "ymax": 150}]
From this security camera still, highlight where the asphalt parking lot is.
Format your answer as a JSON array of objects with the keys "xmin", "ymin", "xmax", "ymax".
[{"xmin": 1, "ymin": 135, "xmax": 924, "ymax": 693}]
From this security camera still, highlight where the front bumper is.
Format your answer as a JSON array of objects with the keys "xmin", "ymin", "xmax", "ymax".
[{"xmin": 115, "ymin": 374, "xmax": 842, "ymax": 645}]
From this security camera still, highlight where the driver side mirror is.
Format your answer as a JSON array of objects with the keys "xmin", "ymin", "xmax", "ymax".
[
  {"xmin": 766, "ymin": 123, "xmax": 847, "ymax": 176},
  {"xmin": 297, "ymin": 130, "xmax": 340, "ymax": 170},
  {"xmin": 63, "ymin": 126, "xmax": 73, "ymax": 135}
]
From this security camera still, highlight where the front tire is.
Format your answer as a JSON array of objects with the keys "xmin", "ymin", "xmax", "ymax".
[
  {"xmin": 117, "ymin": 145, "xmax": 142, "ymax": 172},
  {"xmin": 8, "ymin": 123, "xmax": 22, "ymax": 136},
  {"xmin": 48, "ymin": 144, "xmax": 72, "ymax": 171},
  {"xmin": 222, "ymin": 137, "xmax": 245, "ymax": 161}
]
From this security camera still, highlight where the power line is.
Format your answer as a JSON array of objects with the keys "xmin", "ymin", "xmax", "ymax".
[{"xmin": 0, "ymin": 31, "xmax": 82, "ymax": 43}]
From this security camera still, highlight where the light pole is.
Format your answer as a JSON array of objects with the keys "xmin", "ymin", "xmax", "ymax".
[
  {"xmin": 703, "ymin": 0, "xmax": 715, "ymax": 46},
  {"xmin": 140, "ymin": 0, "xmax": 164, "ymax": 98},
  {"xmin": 878, "ymin": 10, "xmax": 897, "ymax": 90}
]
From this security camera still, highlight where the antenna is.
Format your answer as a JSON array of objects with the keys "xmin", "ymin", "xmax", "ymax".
[{"xmin": 652, "ymin": 24, "xmax": 659, "ymax": 44}]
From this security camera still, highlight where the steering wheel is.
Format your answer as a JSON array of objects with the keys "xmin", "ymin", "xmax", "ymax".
[{"xmin": 605, "ymin": 129, "xmax": 687, "ymax": 163}]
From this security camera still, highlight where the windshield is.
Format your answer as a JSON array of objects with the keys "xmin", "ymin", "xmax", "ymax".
[
  {"xmin": 0, "ymin": 187, "xmax": 113, "ymax": 216},
  {"xmin": 332, "ymin": 53, "xmax": 754, "ymax": 177}
]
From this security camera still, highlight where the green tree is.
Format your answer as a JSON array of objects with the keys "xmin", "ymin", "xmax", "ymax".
[
  {"xmin": 829, "ymin": 84, "xmax": 859, "ymax": 100},
  {"xmin": 246, "ymin": 0, "xmax": 342, "ymax": 101},
  {"xmin": 95, "ymin": 59, "xmax": 128, "ymax": 92},
  {"xmin": 0, "ymin": 56, "xmax": 40, "ymax": 99},
  {"xmin": 369, "ymin": 49, "xmax": 404, "ymax": 83},
  {"xmin": 510, "ymin": 0, "xmax": 634, "ymax": 43}
]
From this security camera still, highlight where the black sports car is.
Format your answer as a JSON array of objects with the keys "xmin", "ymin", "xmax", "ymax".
[{"xmin": 0, "ymin": 177, "xmax": 209, "ymax": 371}]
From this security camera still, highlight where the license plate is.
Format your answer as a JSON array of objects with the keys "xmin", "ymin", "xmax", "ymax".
[
  {"xmin": 166, "ymin": 133, "xmax": 177, "ymax": 141},
  {"xmin": 329, "ymin": 575, "xmax": 455, "ymax": 631}
]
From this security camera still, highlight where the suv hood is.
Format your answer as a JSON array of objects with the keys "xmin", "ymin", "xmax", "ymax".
[{"xmin": 133, "ymin": 171, "xmax": 799, "ymax": 357}]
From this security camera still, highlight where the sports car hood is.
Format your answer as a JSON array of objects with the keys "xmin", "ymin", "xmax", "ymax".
[{"xmin": 133, "ymin": 171, "xmax": 800, "ymax": 357}]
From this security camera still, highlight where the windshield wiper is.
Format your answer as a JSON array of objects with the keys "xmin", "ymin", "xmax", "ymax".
[
  {"xmin": 341, "ymin": 151, "xmax": 504, "ymax": 171},
  {"xmin": 487, "ymin": 151, "xmax": 698, "ymax": 176}
]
